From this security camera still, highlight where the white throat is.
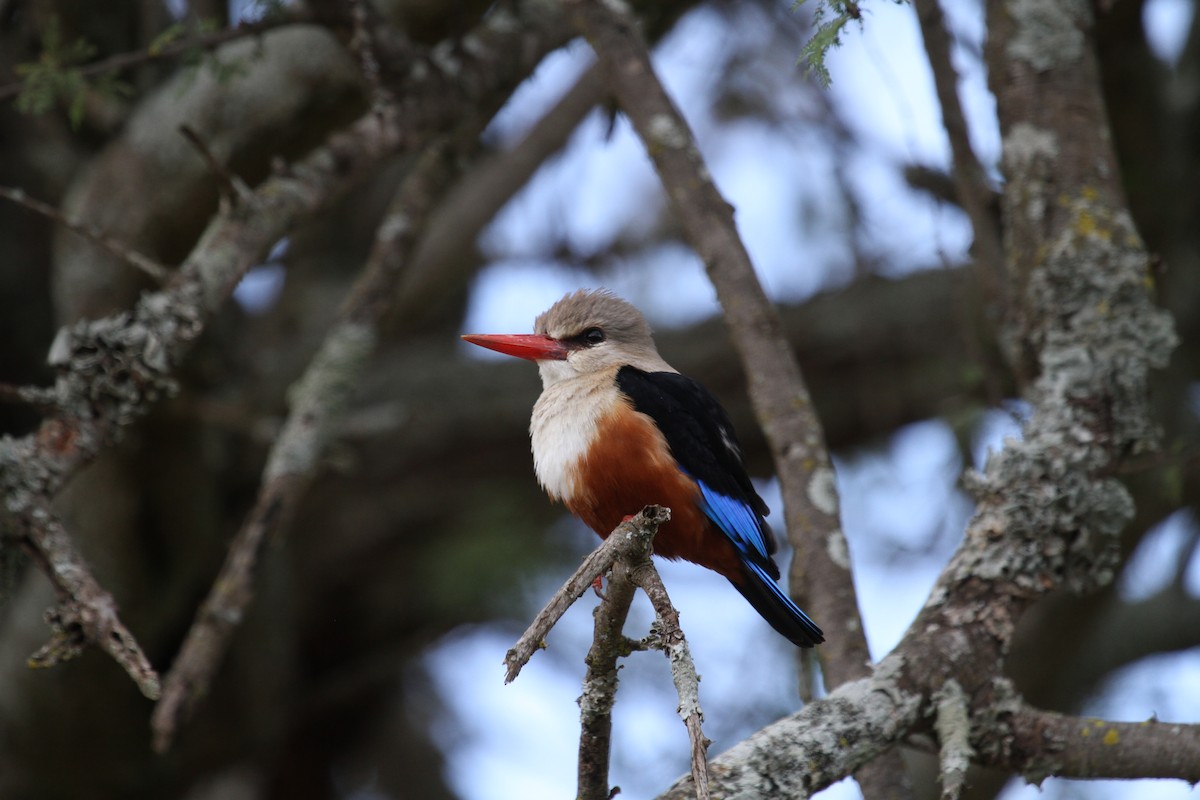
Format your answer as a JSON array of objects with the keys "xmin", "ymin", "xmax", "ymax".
[
  {"xmin": 529, "ymin": 349, "xmax": 676, "ymax": 502},
  {"xmin": 529, "ymin": 371, "xmax": 618, "ymax": 502}
]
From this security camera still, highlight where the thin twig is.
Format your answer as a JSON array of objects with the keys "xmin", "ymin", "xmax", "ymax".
[
  {"xmin": 505, "ymin": 507, "xmax": 683, "ymax": 798},
  {"xmin": 572, "ymin": 507, "xmax": 670, "ymax": 800},
  {"xmin": 0, "ymin": 1, "xmax": 571, "ymax": 706},
  {"xmin": 578, "ymin": 558, "xmax": 638, "ymax": 800},
  {"xmin": 401, "ymin": 62, "xmax": 604, "ymax": 314},
  {"xmin": 911, "ymin": 0, "xmax": 1005, "ymax": 301},
  {"xmin": 19, "ymin": 504, "xmax": 160, "ymax": 699},
  {"xmin": 0, "ymin": 186, "xmax": 170, "ymax": 283},
  {"xmin": 505, "ymin": 505, "xmax": 671, "ymax": 683},
  {"xmin": 568, "ymin": 5, "xmax": 911, "ymax": 796},
  {"xmin": 150, "ymin": 140, "xmax": 465, "ymax": 753},
  {"xmin": 0, "ymin": 12, "xmax": 309, "ymax": 105},
  {"xmin": 179, "ymin": 125, "xmax": 252, "ymax": 206},
  {"xmin": 629, "ymin": 562, "xmax": 710, "ymax": 799},
  {"xmin": 347, "ymin": 0, "xmax": 395, "ymax": 111},
  {"xmin": 0, "ymin": 382, "xmax": 58, "ymax": 413},
  {"xmin": 932, "ymin": 679, "xmax": 974, "ymax": 800}
]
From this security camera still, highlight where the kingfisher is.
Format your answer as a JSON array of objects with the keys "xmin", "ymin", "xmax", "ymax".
[{"xmin": 462, "ymin": 289, "xmax": 823, "ymax": 648}]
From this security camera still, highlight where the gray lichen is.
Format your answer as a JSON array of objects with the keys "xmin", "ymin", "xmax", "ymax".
[
  {"xmin": 1004, "ymin": 0, "xmax": 1086, "ymax": 72},
  {"xmin": 714, "ymin": 677, "xmax": 922, "ymax": 798},
  {"xmin": 264, "ymin": 320, "xmax": 377, "ymax": 483},
  {"xmin": 959, "ymin": 189, "xmax": 1177, "ymax": 595},
  {"xmin": 0, "ymin": 435, "xmax": 51, "ymax": 514}
]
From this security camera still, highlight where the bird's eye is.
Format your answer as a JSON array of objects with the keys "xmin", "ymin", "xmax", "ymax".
[{"xmin": 582, "ymin": 327, "xmax": 606, "ymax": 346}]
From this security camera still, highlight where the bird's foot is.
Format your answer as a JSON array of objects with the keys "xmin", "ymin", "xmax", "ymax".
[{"xmin": 592, "ymin": 574, "xmax": 607, "ymax": 600}]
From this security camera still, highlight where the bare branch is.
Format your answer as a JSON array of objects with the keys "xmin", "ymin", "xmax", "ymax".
[
  {"xmin": 578, "ymin": 558, "xmax": 638, "ymax": 800},
  {"xmin": 567, "ymin": 3, "xmax": 910, "ymax": 795},
  {"xmin": 178, "ymin": 125, "xmax": 252, "ymax": 207},
  {"xmin": 628, "ymin": 561, "xmax": 710, "ymax": 799},
  {"xmin": 507, "ymin": 504, "xmax": 706, "ymax": 798},
  {"xmin": 1002, "ymin": 706, "xmax": 1200, "ymax": 783},
  {"xmin": 0, "ymin": 382, "xmax": 58, "ymax": 413},
  {"xmin": 658, "ymin": 674, "xmax": 923, "ymax": 799},
  {"xmin": 347, "ymin": 0, "xmax": 396, "ymax": 111},
  {"xmin": 151, "ymin": 139, "xmax": 465, "ymax": 752},
  {"xmin": 505, "ymin": 505, "xmax": 671, "ymax": 683},
  {"xmin": 17, "ymin": 504, "xmax": 160, "ymax": 699},
  {"xmin": 912, "ymin": 0, "xmax": 1005, "ymax": 303},
  {"xmin": 932, "ymin": 679, "xmax": 973, "ymax": 800},
  {"xmin": 0, "ymin": 12, "xmax": 311, "ymax": 105},
  {"xmin": 504, "ymin": 506, "xmax": 681, "ymax": 798},
  {"xmin": 657, "ymin": 676, "xmax": 1200, "ymax": 798},
  {"xmin": 0, "ymin": 185, "xmax": 170, "ymax": 283},
  {"xmin": 570, "ymin": 506, "xmax": 690, "ymax": 800},
  {"xmin": 0, "ymin": 0, "xmax": 576, "ymax": 701}
]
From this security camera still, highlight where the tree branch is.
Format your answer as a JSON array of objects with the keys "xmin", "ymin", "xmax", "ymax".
[
  {"xmin": 1001, "ymin": 706, "xmax": 1200, "ymax": 783},
  {"xmin": 346, "ymin": 0, "xmax": 396, "ymax": 111},
  {"xmin": 652, "ymin": 0, "xmax": 1183, "ymax": 792},
  {"xmin": 506, "ymin": 506, "xmax": 670, "ymax": 683},
  {"xmin": 0, "ymin": 382, "xmax": 58, "ymax": 413},
  {"xmin": 911, "ymin": 0, "xmax": 1005, "ymax": 304},
  {"xmin": 0, "ymin": 185, "xmax": 170, "ymax": 283},
  {"xmin": 568, "ymin": 1, "xmax": 908, "ymax": 795},
  {"xmin": 578, "ymin": 556, "xmax": 639, "ymax": 800},
  {"xmin": 16, "ymin": 503, "xmax": 160, "ymax": 699},
  {"xmin": 658, "ymin": 675, "xmax": 924, "ymax": 798},
  {"xmin": 505, "ymin": 505, "xmax": 708, "ymax": 798},
  {"xmin": 627, "ymin": 558, "xmax": 711, "ymax": 799},
  {"xmin": 151, "ymin": 137, "xmax": 468, "ymax": 752},
  {"xmin": 0, "ymin": 0, "xmax": 578, "ymax": 702},
  {"xmin": 0, "ymin": 12, "xmax": 311, "ymax": 105},
  {"xmin": 178, "ymin": 125, "xmax": 252, "ymax": 207},
  {"xmin": 657, "ymin": 680, "xmax": 1200, "ymax": 798},
  {"xmin": 932, "ymin": 679, "xmax": 973, "ymax": 800}
]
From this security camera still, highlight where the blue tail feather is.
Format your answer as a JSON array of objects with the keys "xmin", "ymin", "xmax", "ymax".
[
  {"xmin": 694, "ymin": 479, "xmax": 824, "ymax": 647},
  {"xmin": 694, "ymin": 480, "xmax": 772, "ymax": 562},
  {"xmin": 734, "ymin": 560, "xmax": 824, "ymax": 647}
]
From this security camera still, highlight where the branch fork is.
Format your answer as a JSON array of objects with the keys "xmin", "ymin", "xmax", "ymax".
[{"xmin": 507, "ymin": 506, "xmax": 712, "ymax": 800}]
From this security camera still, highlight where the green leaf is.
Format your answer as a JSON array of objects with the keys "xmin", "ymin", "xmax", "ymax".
[
  {"xmin": 793, "ymin": 0, "xmax": 895, "ymax": 88},
  {"xmin": 148, "ymin": 22, "xmax": 187, "ymax": 56},
  {"xmin": 11, "ymin": 15, "xmax": 99, "ymax": 126}
]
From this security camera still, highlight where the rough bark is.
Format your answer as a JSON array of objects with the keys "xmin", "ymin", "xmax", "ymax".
[{"xmin": 0, "ymin": 0, "xmax": 1197, "ymax": 797}]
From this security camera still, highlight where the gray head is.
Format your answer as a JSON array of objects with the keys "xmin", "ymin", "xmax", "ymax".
[{"xmin": 533, "ymin": 290, "xmax": 672, "ymax": 386}]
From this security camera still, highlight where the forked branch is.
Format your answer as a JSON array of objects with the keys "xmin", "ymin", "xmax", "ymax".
[{"xmin": 507, "ymin": 506, "xmax": 711, "ymax": 800}]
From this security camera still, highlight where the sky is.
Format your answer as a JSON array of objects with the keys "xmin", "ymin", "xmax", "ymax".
[{"xmin": 402, "ymin": 0, "xmax": 1200, "ymax": 798}]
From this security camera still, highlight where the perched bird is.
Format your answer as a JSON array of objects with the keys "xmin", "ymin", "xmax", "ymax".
[{"xmin": 462, "ymin": 290, "xmax": 823, "ymax": 648}]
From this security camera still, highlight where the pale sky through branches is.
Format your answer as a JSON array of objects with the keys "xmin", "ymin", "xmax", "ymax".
[{"xmin": 436, "ymin": 1, "xmax": 1200, "ymax": 798}]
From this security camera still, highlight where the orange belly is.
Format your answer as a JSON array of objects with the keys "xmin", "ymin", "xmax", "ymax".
[{"xmin": 564, "ymin": 402, "xmax": 743, "ymax": 579}]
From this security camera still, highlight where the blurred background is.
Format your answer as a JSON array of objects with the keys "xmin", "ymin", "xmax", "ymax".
[{"xmin": 0, "ymin": 0, "xmax": 1197, "ymax": 798}]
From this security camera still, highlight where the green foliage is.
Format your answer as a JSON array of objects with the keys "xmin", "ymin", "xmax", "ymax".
[
  {"xmin": 173, "ymin": 17, "xmax": 265, "ymax": 93},
  {"xmin": 175, "ymin": 46, "xmax": 251, "ymax": 96},
  {"xmin": 12, "ymin": 17, "xmax": 122, "ymax": 129},
  {"xmin": 12, "ymin": 12, "xmax": 269, "ymax": 127},
  {"xmin": 794, "ymin": 0, "xmax": 906, "ymax": 88},
  {"xmin": 148, "ymin": 23, "xmax": 189, "ymax": 57}
]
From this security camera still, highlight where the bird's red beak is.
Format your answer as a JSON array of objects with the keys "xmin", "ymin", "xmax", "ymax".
[{"xmin": 461, "ymin": 333, "xmax": 569, "ymax": 362}]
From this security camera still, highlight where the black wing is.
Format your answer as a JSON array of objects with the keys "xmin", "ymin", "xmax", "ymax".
[
  {"xmin": 616, "ymin": 366, "xmax": 775, "ymax": 558},
  {"xmin": 618, "ymin": 366, "xmax": 824, "ymax": 647}
]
